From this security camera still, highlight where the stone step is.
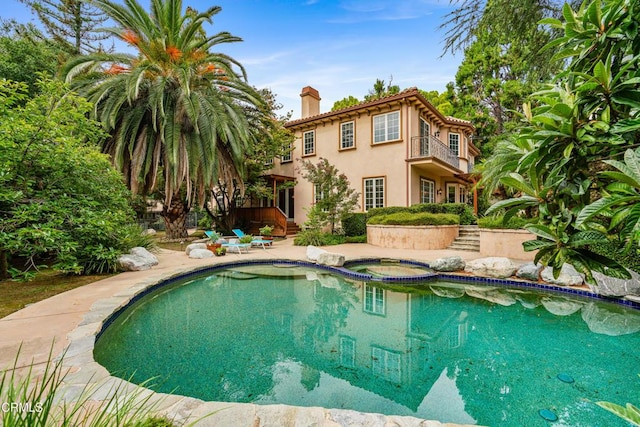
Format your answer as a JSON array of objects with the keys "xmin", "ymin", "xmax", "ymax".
[{"xmin": 448, "ymin": 244, "xmax": 480, "ymax": 252}]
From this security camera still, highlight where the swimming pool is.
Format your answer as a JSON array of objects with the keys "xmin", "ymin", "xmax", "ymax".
[{"xmin": 94, "ymin": 261, "xmax": 640, "ymax": 426}]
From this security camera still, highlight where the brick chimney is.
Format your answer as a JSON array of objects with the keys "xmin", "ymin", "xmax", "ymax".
[{"xmin": 300, "ymin": 86, "xmax": 321, "ymax": 118}]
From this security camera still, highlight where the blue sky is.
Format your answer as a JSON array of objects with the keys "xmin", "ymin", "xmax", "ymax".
[{"xmin": 3, "ymin": 0, "xmax": 461, "ymax": 119}]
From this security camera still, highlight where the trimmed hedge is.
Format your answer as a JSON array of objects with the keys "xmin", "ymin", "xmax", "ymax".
[
  {"xmin": 342, "ymin": 213, "xmax": 367, "ymax": 237},
  {"xmin": 368, "ymin": 212, "xmax": 459, "ymax": 226},
  {"xmin": 367, "ymin": 203, "xmax": 475, "ymax": 225},
  {"xmin": 478, "ymin": 216, "xmax": 535, "ymax": 230}
]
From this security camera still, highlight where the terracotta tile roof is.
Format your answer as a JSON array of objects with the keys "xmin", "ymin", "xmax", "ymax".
[{"xmin": 285, "ymin": 87, "xmax": 475, "ymax": 131}]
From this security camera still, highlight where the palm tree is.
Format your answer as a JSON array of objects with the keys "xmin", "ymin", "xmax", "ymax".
[{"xmin": 62, "ymin": 0, "xmax": 264, "ymax": 238}]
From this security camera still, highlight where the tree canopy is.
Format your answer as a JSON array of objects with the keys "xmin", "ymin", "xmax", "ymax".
[
  {"xmin": 62, "ymin": 0, "xmax": 266, "ymax": 238},
  {"xmin": 0, "ymin": 79, "xmax": 146, "ymax": 278}
]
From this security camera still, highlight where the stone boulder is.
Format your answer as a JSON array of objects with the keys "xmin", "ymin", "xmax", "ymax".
[
  {"xmin": 464, "ymin": 257, "xmax": 517, "ymax": 278},
  {"xmin": 117, "ymin": 247, "xmax": 159, "ymax": 271},
  {"xmin": 430, "ymin": 256, "xmax": 465, "ymax": 272},
  {"xmin": 541, "ymin": 297, "xmax": 583, "ymax": 316},
  {"xmin": 516, "ymin": 263, "xmax": 543, "ymax": 281},
  {"xmin": 317, "ymin": 252, "xmax": 346, "ymax": 267},
  {"xmin": 307, "ymin": 245, "xmax": 328, "ymax": 262},
  {"xmin": 189, "ymin": 248, "xmax": 214, "ymax": 259},
  {"xmin": 465, "ymin": 287, "xmax": 517, "ymax": 306},
  {"xmin": 589, "ymin": 270, "xmax": 640, "ymax": 297},
  {"xmin": 143, "ymin": 228, "xmax": 157, "ymax": 235},
  {"xmin": 581, "ymin": 302, "xmax": 640, "ymax": 336},
  {"xmin": 186, "ymin": 242, "xmax": 207, "ymax": 256},
  {"xmin": 540, "ymin": 264, "xmax": 584, "ymax": 286}
]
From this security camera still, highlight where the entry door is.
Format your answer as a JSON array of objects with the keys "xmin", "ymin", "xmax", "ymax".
[{"xmin": 278, "ymin": 188, "xmax": 295, "ymax": 219}]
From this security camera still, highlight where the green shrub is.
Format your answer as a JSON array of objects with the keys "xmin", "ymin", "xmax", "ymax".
[
  {"xmin": 345, "ymin": 235, "xmax": 367, "ymax": 243},
  {"xmin": 477, "ymin": 216, "xmax": 535, "ymax": 230},
  {"xmin": 293, "ymin": 230, "xmax": 346, "ymax": 246},
  {"xmin": 367, "ymin": 203, "xmax": 475, "ymax": 225},
  {"xmin": 342, "ymin": 213, "xmax": 367, "ymax": 237},
  {"xmin": 368, "ymin": 212, "xmax": 459, "ymax": 226}
]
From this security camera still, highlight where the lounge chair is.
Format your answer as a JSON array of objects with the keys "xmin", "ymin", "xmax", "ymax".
[
  {"xmin": 232, "ymin": 229, "xmax": 273, "ymax": 250},
  {"xmin": 205, "ymin": 231, "xmax": 250, "ymax": 254},
  {"xmin": 222, "ymin": 238, "xmax": 251, "ymax": 254}
]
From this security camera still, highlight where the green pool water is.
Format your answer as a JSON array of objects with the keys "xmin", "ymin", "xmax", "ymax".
[{"xmin": 94, "ymin": 264, "xmax": 640, "ymax": 426}]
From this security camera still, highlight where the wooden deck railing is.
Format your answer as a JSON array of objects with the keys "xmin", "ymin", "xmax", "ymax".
[{"xmin": 236, "ymin": 207, "xmax": 288, "ymax": 236}]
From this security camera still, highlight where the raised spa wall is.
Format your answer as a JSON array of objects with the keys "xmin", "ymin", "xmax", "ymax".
[
  {"xmin": 367, "ymin": 224, "xmax": 536, "ymax": 261},
  {"xmin": 367, "ymin": 224, "xmax": 459, "ymax": 250}
]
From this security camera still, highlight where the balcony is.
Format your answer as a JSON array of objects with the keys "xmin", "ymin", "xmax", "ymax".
[{"xmin": 410, "ymin": 136, "xmax": 459, "ymax": 169}]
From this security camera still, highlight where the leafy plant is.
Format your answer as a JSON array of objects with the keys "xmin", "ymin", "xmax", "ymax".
[
  {"xmin": 297, "ymin": 157, "xmax": 359, "ymax": 234},
  {"xmin": 598, "ymin": 374, "xmax": 640, "ymax": 427},
  {"xmin": 259, "ymin": 225, "xmax": 273, "ymax": 236},
  {"xmin": 0, "ymin": 79, "xmax": 147, "ymax": 278},
  {"xmin": 238, "ymin": 235, "xmax": 254, "ymax": 244},
  {"xmin": 0, "ymin": 345, "xmax": 177, "ymax": 426},
  {"xmin": 482, "ymin": 0, "xmax": 640, "ymax": 282}
]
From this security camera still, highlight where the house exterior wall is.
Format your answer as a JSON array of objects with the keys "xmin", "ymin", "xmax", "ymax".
[{"xmin": 267, "ymin": 87, "xmax": 477, "ymax": 226}]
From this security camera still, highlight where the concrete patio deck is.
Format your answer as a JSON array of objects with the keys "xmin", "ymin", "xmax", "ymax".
[{"xmin": 0, "ymin": 239, "xmax": 509, "ymax": 426}]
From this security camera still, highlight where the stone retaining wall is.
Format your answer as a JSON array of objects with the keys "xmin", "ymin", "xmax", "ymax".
[{"xmin": 367, "ymin": 224, "xmax": 459, "ymax": 250}]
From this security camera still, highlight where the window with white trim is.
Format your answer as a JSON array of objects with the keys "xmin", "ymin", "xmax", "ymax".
[
  {"xmin": 281, "ymin": 143, "xmax": 292, "ymax": 163},
  {"xmin": 364, "ymin": 284, "xmax": 385, "ymax": 315},
  {"xmin": 447, "ymin": 184, "xmax": 457, "ymax": 203},
  {"xmin": 449, "ymin": 133, "xmax": 460, "ymax": 156},
  {"xmin": 303, "ymin": 130, "xmax": 315, "ymax": 156},
  {"xmin": 373, "ymin": 111, "xmax": 400, "ymax": 143},
  {"xmin": 371, "ymin": 346, "xmax": 401, "ymax": 383},
  {"xmin": 364, "ymin": 177, "xmax": 385, "ymax": 210},
  {"xmin": 420, "ymin": 178, "xmax": 435, "ymax": 204},
  {"xmin": 340, "ymin": 121, "xmax": 354, "ymax": 149}
]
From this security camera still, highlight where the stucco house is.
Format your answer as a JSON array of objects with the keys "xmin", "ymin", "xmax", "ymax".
[{"xmin": 245, "ymin": 86, "xmax": 478, "ymax": 236}]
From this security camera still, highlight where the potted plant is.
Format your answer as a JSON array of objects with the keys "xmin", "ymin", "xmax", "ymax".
[
  {"xmin": 259, "ymin": 225, "xmax": 274, "ymax": 240},
  {"xmin": 214, "ymin": 246, "xmax": 227, "ymax": 256},
  {"xmin": 206, "ymin": 231, "xmax": 222, "ymax": 252},
  {"xmin": 239, "ymin": 235, "xmax": 254, "ymax": 244}
]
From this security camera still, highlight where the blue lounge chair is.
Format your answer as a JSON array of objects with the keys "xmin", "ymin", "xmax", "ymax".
[
  {"xmin": 205, "ymin": 231, "xmax": 250, "ymax": 254},
  {"xmin": 232, "ymin": 229, "xmax": 273, "ymax": 250}
]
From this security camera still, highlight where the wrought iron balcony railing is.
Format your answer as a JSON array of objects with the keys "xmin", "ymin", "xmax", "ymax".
[{"xmin": 410, "ymin": 136, "xmax": 460, "ymax": 169}]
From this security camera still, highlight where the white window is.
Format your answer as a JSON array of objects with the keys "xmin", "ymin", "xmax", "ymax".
[
  {"xmin": 373, "ymin": 111, "xmax": 400, "ymax": 144},
  {"xmin": 449, "ymin": 133, "xmax": 460, "ymax": 156},
  {"xmin": 364, "ymin": 177, "xmax": 385, "ymax": 210},
  {"xmin": 364, "ymin": 284, "xmax": 385, "ymax": 315},
  {"xmin": 303, "ymin": 130, "xmax": 315, "ymax": 156},
  {"xmin": 281, "ymin": 143, "xmax": 292, "ymax": 163},
  {"xmin": 460, "ymin": 188, "xmax": 467, "ymax": 204},
  {"xmin": 420, "ymin": 178, "xmax": 435, "ymax": 204},
  {"xmin": 371, "ymin": 346, "xmax": 401, "ymax": 383},
  {"xmin": 447, "ymin": 183, "xmax": 457, "ymax": 203},
  {"xmin": 340, "ymin": 337, "xmax": 356, "ymax": 368},
  {"xmin": 340, "ymin": 121, "xmax": 354, "ymax": 149}
]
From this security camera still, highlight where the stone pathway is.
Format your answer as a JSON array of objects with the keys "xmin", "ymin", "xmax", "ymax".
[{"xmin": 0, "ymin": 240, "xmax": 498, "ymax": 426}]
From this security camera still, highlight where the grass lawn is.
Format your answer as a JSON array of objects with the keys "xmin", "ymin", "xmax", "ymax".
[
  {"xmin": 0, "ymin": 231, "xmax": 205, "ymax": 319},
  {"xmin": 0, "ymin": 271, "xmax": 109, "ymax": 319}
]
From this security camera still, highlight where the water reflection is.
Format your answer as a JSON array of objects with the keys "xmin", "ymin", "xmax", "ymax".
[{"xmin": 95, "ymin": 268, "xmax": 640, "ymax": 426}]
